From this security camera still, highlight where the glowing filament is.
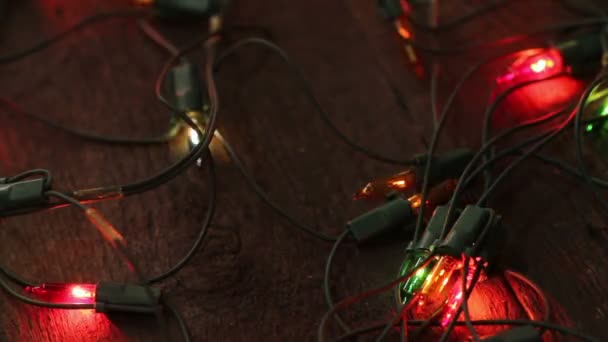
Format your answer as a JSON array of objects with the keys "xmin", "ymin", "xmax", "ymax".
[
  {"xmin": 530, "ymin": 58, "xmax": 555, "ymax": 73},
  {"xmin": 354, "ymin": 170, "xmax": 417, "ymax": 200},
  {"xmin": 189, "ymin": 128, "xmax": 200, "ymax": 146},
  {"xmin": 71, "ymin": 286, "xmax": 94, "ymax": 299},
  {"xmin": 408, "ymin": 194, "xmax": 422, "ymax": 209},
  {"xmin": 395, "ymin": 21, "xmax": 412, "ymax": 40},
  {"xmin": 392, "ymin": 180, "xmax": 407, "ymax": 188}
]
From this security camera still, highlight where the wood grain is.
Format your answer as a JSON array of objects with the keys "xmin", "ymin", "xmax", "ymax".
[{"xmin": 1, "ymin": 0, "xmax": 608, "ymax": 341}]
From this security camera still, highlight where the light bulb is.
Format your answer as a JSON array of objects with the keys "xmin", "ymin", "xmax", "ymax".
[
  {"xmin": 439, "ymin": 258, "xmax": 483, "ymax": 326},
  {"xmin": 26, "ymin": 283, "xmax": 97, "ymax": 304},
  {"xmin": 354, "ymin": 169, "xmax": 417, "ymax": 200},
  {"xmin": 418, "ymin": 255, "xmax": 462, "ymax": 308},
  {"xmin": 585, "ymin": 101, "xmax": 608, "ymax": 133},
  {"xmin": 416, "ymin": 255, "xmax": 487, "ymax": 321},
  {"xmin": 496, "ymin": 48, "xmax": 565, "ymax": 88},
  {"xmin": 394, "ymin": 18, "xmax": 425, "ymax": 79},
  {"xmin": 398, "ymin": 250, "xmax": 439, "ymax": 305},
  {"xmin": 185, "ymin": 110, "xmax": 206, "ymax": 149}
]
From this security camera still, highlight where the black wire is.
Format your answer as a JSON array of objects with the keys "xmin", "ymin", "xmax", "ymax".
[
  {"xmin": 531, "ymin": 152, "xmax": 608, "ymax": 188},
  {"xmin": 406, "ymin": 107, "xmax": 576, "ymax": 340},
  {"xmin": 410, "ymin": 18, "xmax": 608, "ymax": 55},
  {"xmin": 324, "ymin": 230, "xmax": 352, "ymax": 332},
  {"xmin": 164, "ymin": 300, "xmax": 191, "ymax": 342},
  {"xmin": 0, "ymin": 14, "xmax": 181, "ymax": 146},
  {"xmin": 318, "ymin": 256, "xmax": 435, "ymax": 342},
  {"xmin": 333, "ymin": 319, "xmax": 599, "ymax": 342},
  {"xmin": 0, "ymin": 34, "xmax": 220, "ymax": 216},
  {"xmin": 214, "ymin": 37, "xmax": 417, "ymax": 166},
  {"xmin": 139, "ymin": 23, "xmax": 345, "ymax": 244},
  {"xmin": 404, "ymin": 0, "xmax": 509, "ymax": 33},
  {"xmin": 0, "ymin": 96, "xmax": 175, "ymax": 145},
  {"xmin": 478, "ymin": 77, "xmax": 603, "ymax": 205},
  {"xmin": 326, "ymin": 15, "xmax": 608, "ymax": 342},
  {"xmin": 439, "ymin": 104, "xmax": 573, "ymax": 240},
  {"xmin": 461, "ymin": 116, "xmax": 608, "ymax": 195},
  {"xmin": 138, "ymin": 20, "xmax": 181, "ymax": 57},
  {"xmin": 213, "ymin": 132, "xmax": 338, "ymax": 242},
  {"xmin": 0, "ymin": 34, "xmax": 259, "ymax": 217},
  {"xmin": 478, "ymin": 126, "xmax": 566, "ymax": 205},
  {"xmin": 430, "ymin": 64, "xmax": 440, "ymax": 131},
  {"xmin": 146, "ymin": 148, "xmax": 216, "ymax": 284},
  {"xmin": 374, "ymin": 296, "xmax": 417, "ymax": 341},
  {"xmin": 5, "ymin": 30, "xmax": 582, "ymax": 218},
  {"xmin": 0, "ymin": 9, "xmax": 148, "ymax": 64},
  {"xmin": 45, "ymin": 190, "xmax": 88, "ymax": 211},
  {"xmin": 44, "ymin": 190, "xmax": 168, "ymax": 338},
  {"xmin": 482, "ymin": 85, "xmax": 497, "ymax": 193},
  {"xmin": 0, "ymin": 26, "xmax": 274, "ymax": 147},
  {"xmin": 114, "ymin": 242, "xmax": 169, "ymax": 341},
  {"xmin": 6, "ymin": 168, "xmax": 52, "ymax": 189},
  {"xmin": 0, "ymin": 266, "xmax": 37, "ymax": 287},
  {"xmin": 412, "ymin": 51, "xmax": 515, "ymax": 244},
  {"xmin": 480, "ymin": 73, "xmax": 569, "ymax": 192},
  {"xmin": 120, "ymin": 34, "xmax": 220, "ymax": 196}
]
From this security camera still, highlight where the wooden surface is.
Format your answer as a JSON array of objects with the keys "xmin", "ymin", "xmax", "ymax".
[{"xmin": 1, "ymin": 0, "xmax": 608, "ymax": 341}]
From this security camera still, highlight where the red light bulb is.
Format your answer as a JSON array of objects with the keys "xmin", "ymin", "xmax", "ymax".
[
  {"xmin": 439, "ymin": 257, "xmax": 482, "ymax": 326},
  {"xmin": 408, "ymin": 179, "xmax": 464, "ymax": 220},
  {"xmin": 26, "ymin": 283, "xmax": 97, "ymax": 304},
  {"xmin": 496, "ymin": 48, "xmax": 566, "ymax": 87}
]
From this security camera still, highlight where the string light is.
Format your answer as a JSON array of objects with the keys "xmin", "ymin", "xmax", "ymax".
[
  {"xmin": 1, "ymin": 1, "xmax": 607, "ymax": 341},
  {"xmin": 438, "ymin": 257, "xmax": 486, "ymax": 327}
]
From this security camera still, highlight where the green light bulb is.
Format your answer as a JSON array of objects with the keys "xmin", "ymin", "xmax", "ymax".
[
  {"xmin": 585, "ymin": 104, "xmax": 608, "ymax": 133},
  {"xmin": 398, "ymin": 250, "xmax": 437, "ymax": 305}
]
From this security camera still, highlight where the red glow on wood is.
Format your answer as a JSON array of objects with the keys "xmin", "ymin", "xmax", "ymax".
[
  {"xmin": 13, "ymin": 306, "xmax": 126, "ymax": 341},
  {"xmin": 492, "ymin": 77, "xmax": 584, "ymax": 132}
]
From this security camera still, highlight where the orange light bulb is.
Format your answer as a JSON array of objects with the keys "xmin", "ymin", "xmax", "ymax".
[{"xmin": 354, "ymin": 169, "xmax": 417, "ymax": 200}]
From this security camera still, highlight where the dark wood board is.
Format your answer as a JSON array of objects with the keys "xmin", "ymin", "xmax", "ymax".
[{"xmin": 1, "ymin": 0, "xmax": 608, "ymax": 341}]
